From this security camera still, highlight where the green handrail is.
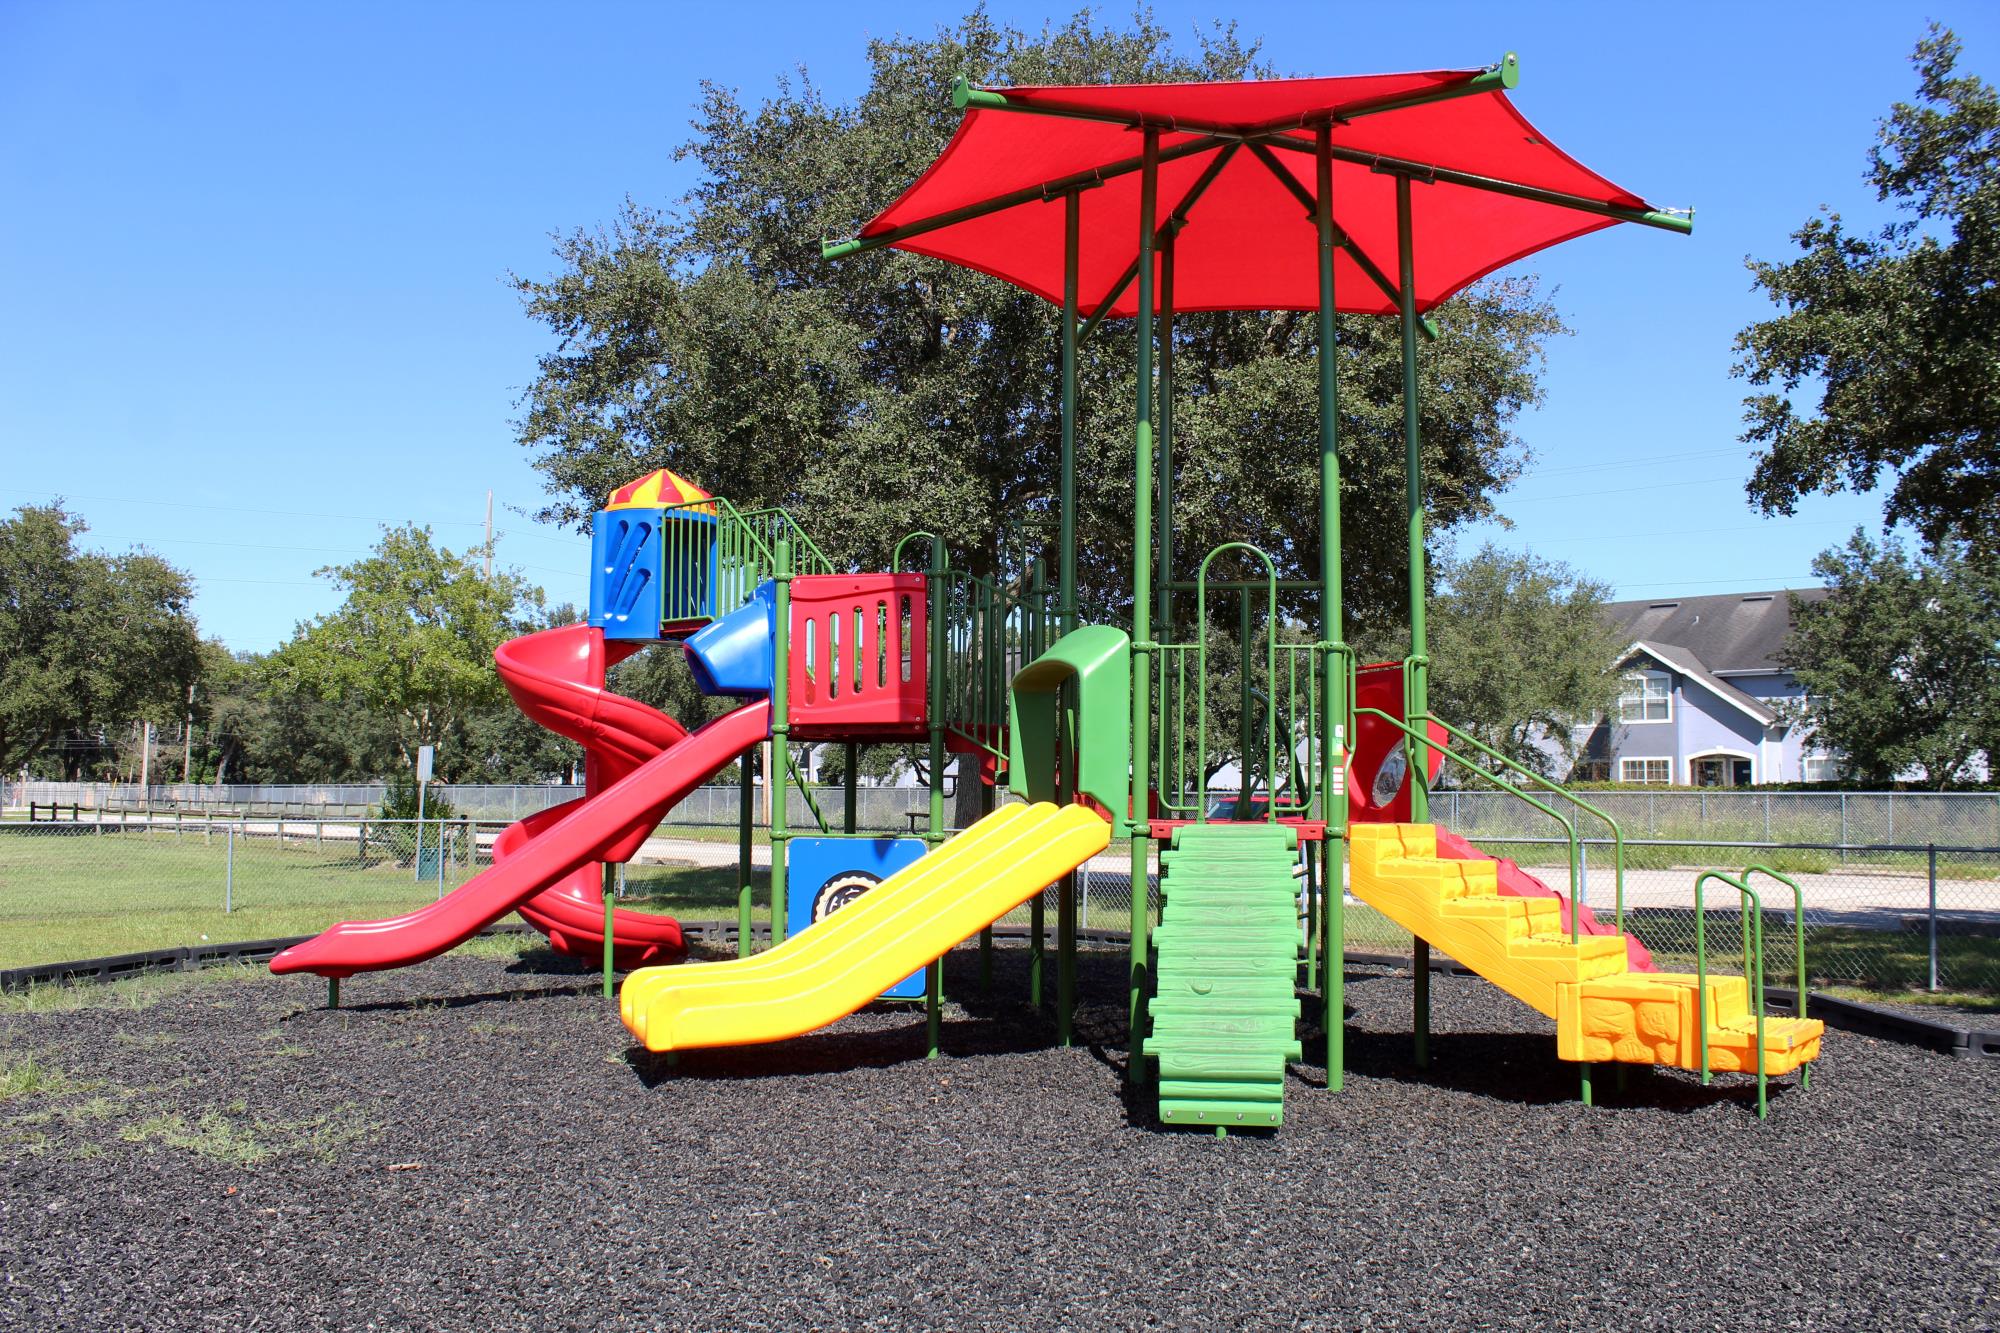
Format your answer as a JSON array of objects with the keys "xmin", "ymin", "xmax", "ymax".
[
  {"xmin": 1742, "ymin": 862, "xmax": 1810, "ymax": 1093},
  {"xmin": 892, "ymin": 530, "xmax": 942, "ymax": 573},
  {"xmin": 1407, "ymin": 709, "xmax": 1629, "ymax": 938},
  {"xmin": 1353, "ymin": 707, "xmax": 1583, "ymax": 944},
  {"xmin": 1693, "ymin": 869, "xmax": 1769, "ymax": 1119},
  {"xmin": 1195, "ymin": 544, "xmax": 1280, "ymax": 825}
]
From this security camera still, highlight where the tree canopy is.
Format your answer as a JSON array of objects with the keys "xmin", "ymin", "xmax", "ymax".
[
  {"xmin": 1778, "ymin": 531, "xmax": 1998, "ymax": 788},
  {"xmin": 1734, "ymin": 26, "xmax": 2000, "ymax": 554},
  {"xmin": 512, "ymin": 9, "xmax": 1564, "ymax": 639},
  {"xmin": 0, "ymin": 504, "xmax": 202, "ymax": 776},
  {"xmin": 267, "ymin": 525, "xmax": 545, "ymax": 776},
  {"xmin": 1414, "ymin": 545, "xmax": 1623, "ymax": 778}
]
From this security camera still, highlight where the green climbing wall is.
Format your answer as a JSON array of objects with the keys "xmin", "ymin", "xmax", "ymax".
[{"xmin": 1142, "ymin": 822, "xmax": 1304, "ymax": 1131}]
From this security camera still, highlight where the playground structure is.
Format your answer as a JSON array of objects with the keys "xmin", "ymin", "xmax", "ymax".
[{"xmin": 273, "ymin": 55, "xmax": 1825, "ymax": 1127}]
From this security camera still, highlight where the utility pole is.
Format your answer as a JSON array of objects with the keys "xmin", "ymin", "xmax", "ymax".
[
  {"xmin": 139, "ymin": 720, "xmax": 152, "ymax": 795},
  {"xmin": 484, "ymin": 490, "xmax": 494, "ymax": 580}
]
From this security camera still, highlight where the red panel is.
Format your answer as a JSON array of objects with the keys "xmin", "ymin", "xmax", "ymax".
[
  {"xmin": 1349, "ymin": 661, "xmax": 1447, "ymax": 825},
  {"xmin": 862, "ymin": 73, "xmax": 1662, "ymax": 318},
  {"xmin": 787, "ymin": 574, "xmax": 929, "ymax": 739}
]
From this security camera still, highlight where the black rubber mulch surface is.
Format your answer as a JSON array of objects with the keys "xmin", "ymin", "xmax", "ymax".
[{"xmin": 1, "ymin": 942, "xmax": 1994, "ymax": 1332}]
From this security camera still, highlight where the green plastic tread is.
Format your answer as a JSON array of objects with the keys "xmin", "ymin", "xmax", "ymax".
[{"xmin": 1141, "ymin": 822, "xmax": 1303, "ymax": 1131}]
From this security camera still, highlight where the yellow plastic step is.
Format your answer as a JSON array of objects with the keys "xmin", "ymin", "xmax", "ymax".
[{"xmin": 1350, "ymin": 823, "xmax": 1825, "ymax": 1078}]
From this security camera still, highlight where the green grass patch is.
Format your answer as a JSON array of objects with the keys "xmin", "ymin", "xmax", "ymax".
[
  {"xmin": 0, "ymin": 826, "xmax": 478, "ymax": 967},
  {"xmin": 0, "ymin": 962, "xmax": 275, "ymax": 1014},
  {"xmin": 1, "ymin": 1052, "xmax": 82, "ymax": 1100}
]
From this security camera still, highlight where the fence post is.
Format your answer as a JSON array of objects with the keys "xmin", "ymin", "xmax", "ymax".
[
  {"xmin": 225, "ymin": 826, "xmax": 235, "ymax": 913},
  {"xmin": 1927, "ymin": 844, "xmax": 1939, "ymax": 993}
]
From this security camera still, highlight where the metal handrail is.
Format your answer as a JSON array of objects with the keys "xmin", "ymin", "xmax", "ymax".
[
  {"xmin": 1353, "ymin": 706, "xmax": 1584, "ymax": 943},
  {"xmin": 1693, "ymin": 869, "xmax": 1770, "ymax": 1118},
  {"xmin": 1411, "ymin": 711, "xmax": 1629, "ymax": 937},
  {"xmin": 1742, "ymin": 862, "xmax": 1810, "ymax": 1093}
]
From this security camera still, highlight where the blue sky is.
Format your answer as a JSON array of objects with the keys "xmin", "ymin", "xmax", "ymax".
[{"xmin": 2, "ymin": 2, "xmax": 1987, "ymax": 651}]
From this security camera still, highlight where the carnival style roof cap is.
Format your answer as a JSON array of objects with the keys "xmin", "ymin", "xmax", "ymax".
[{"xmin": 605, "ymin": 469, "xmax": 716, "ymax": 512}]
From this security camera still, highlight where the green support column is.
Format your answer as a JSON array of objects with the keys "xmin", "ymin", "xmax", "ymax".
[
  {"xmin": 602, "ymin": 862, "xmax": 617, "ymax": 999},
  {"xmin": 737, "ymin": 746, "xmax": 755, "ymax": 957},
  {"xmin": 1056, "ymin": 678, "xmax": 1077, "ymax": 1047},
  {"xmin": 771, "ymin": 541, "xmax": 793, "ymax": 949},
  {"xmin": 1395, "ymin": 173, "xmax": 1432, "ymax": 1070},
  {"xmin": 1157, "ymin": 236, "xmax": 1176, "ymax": 646},
  {"xmin": 1396, "ymin": 174, "xmax": 1430, "ymax": 823},
  {"xmin": 925, "ymin": 535, "xmax": 948, "ymax": 1058},
  {"xmin": 1127, "ymin": 128, "xmax": 1160, "ymax": 1082},
  {"xmin": 843, "ymin": 742, "xmax": 857, "ymax": 834},
  {"xmin": 1057, "ymin": 189, "xmax": 1080, "ymax": 1043},
  {"xmin": 1313, "ymin": 122, "xmax": 1348, "ymax": 1090}
]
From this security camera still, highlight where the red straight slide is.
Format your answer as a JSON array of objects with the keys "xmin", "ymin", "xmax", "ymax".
[{"xmin": 271, "ymin": 626, "xmax": 769, "ymax": 979}]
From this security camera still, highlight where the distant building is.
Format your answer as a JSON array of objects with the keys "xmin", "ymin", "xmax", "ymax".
[{"xmin": 1572, "ymin": 589, "xmax": 1837, "ymax": 787}]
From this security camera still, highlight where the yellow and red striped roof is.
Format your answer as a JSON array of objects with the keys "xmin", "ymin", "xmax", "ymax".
[{"xmin": 604, "ymin": 468, "xmax": 716, "ymax": 513}]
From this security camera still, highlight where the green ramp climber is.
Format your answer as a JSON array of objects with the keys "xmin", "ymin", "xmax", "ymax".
[{"xmin": 1144, "ymin": 822, "xmax": 1303, "ymax": 1132}]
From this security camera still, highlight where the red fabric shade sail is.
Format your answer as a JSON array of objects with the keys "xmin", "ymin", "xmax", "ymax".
[{"xmin": 856, "ymin": 68, "xmax": 1669, "ymax": 316}]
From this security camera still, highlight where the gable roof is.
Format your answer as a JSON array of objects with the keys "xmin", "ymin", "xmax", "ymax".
[
  {"xmin": 1601, "ymin": 588, "xmax": 1826, "ymax": 675},
  {"xmin": 1619, "ymin": 640, "xmax": 1776, "ymax": 727}
]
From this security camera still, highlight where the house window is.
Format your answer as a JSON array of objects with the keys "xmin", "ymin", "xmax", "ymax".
[
  {"xmin": 1571, "ymin": 761, "xmax": 1611, "ymax": 782},
  {"xmin": 1802, "ymin": 755, "xmax": 1842, "ymax": 783},
  {"xmin": 1620, "ymin": 758, "xmax": 1671, "ymax": 785},
  {"xmin": 1617, "ymin": 671, "xmax": 1672, "ymax": 723}
]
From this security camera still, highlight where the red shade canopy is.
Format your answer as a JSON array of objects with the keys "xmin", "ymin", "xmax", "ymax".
[{"xmin": 849, "ymin": 64, "xmax": 1683, "ymax": 317}]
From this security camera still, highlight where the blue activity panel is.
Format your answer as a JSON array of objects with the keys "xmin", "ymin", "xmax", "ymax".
[
  {"xmin": 590, "ymin": 507, "xmax": 665, "ymax": 641},
  {"xmin": 590, "ymin": 504, "xmax": 722, "ymax": 641},
  {"xmin": 786, "ymin": 836, "xmax": 929, "ymax": 1000}
]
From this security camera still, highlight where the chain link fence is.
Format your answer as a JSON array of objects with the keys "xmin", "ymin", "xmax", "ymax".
[
  {"xmin": 3, "ymin": 780, "xmax": 934, "ymax": 829},
  {"xmin": 3, "ymin": 808, "xmax": 1995, "ymax": 994},
  {"xmin": 1437, "ymin": 788, "xmax": 2000, "ymax": 847}
]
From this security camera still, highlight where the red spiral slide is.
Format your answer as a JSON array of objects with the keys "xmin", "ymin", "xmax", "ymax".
[{"xmin": 270, "ymin": 625, "xmax": 768, "ymax": 979}]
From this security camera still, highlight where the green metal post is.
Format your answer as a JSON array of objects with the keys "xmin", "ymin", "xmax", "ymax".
[
  {"xmin": 328, "ymin": 978, "xmax": 339, "ymax": 1010},
  {"xmin": 982, "ymin": 774, "xmax": 997, "ymax": 995},
  {"xmin": 771, "ymin": 540, "xmax": 792, "ymax": 949},
  {"xmin": 1025, "ymin": 561, "xmax": 1043, "ymax": 1008},
  {"xmin": 602, "ymin": 862, "xmax": 616, "ymax": 1000},
  {"xmin": 1127, "ymin": 128, "xmax": 1160, "ymax": 1082},
  {"xmin": 843, "ymin": 742, "xmax": 857, "ymax": 834},
  {"xmin": 1061, "ymin": 191, "xmax": 1079, "ymax": 637},
  {"xmin": 1396, "ymin": 174, "xmax": 1431, "ymax": 826},
  {"xmin": 1157, "ymin": 236, "xmax": 1176, "ymax": 646},
  {"xmin": 926, "ymin": 535, "xmax": 948, "ymax": 1058},
  {"xmin": 1313, "ymin": 122, "xmax": 1347, "ymax": 1090},
  {"xmin": 1057, "ymin": 678, "xmax": 1077, "ymax": 1047},
  {"xmin": 737, "ymin": 748, "xmax": 754, "ymax": 957},
  {"xmin": 1056, "ymin": 200, "xmax": 1082, "ymax": 1030},
  {"xmin": 1395, "ymin": 173, "xmax": 1433, "ymax": 1071}
]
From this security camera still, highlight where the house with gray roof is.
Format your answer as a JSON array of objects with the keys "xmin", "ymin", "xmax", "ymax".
[{"xmin": 1572, "ymin": 589, "xmax": 1836, "ymax": 787}]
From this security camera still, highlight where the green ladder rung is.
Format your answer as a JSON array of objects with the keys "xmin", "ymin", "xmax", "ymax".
[{"xmin": 1158, "ymin": 1100, "xmax": 1284, "ymax": 1127}]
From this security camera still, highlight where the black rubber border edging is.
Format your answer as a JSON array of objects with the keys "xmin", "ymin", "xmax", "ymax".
[
  {"xmin": 7, "ymin": 926, "xmax": 1996, "ymax": 1062},
  {"xmin": 1764, "ymin": 987, "xmax": 1997, "ymax": 1061}
]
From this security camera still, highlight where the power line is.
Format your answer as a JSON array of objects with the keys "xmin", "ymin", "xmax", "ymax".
[
  {"xmin": 1501, "ymin": 474, "xmax": 1743, "ymax": 503},
  {"xmin": 1521, "ymin": 445, "xmax": 1746, "ymax": 479},
  {"xmin": 1, "ymin": 488, "xmax": 588, "ymax": 549},
  {"xmin": 1520, "ymin": 518, "xmax": 1849, "ymax": 546}
]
